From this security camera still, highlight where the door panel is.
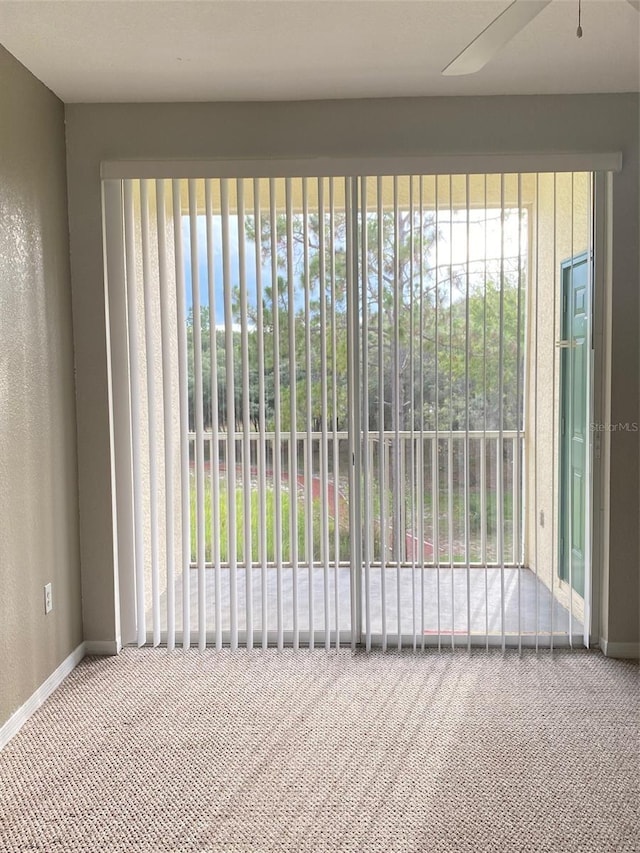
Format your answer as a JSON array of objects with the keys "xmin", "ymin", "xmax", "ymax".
[{"xmin": 559, "ymin": 253, "xmax": 589, "ymax": 598}]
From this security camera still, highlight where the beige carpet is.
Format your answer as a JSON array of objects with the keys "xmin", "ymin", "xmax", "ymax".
[{"xmin": 0, "ymin": 649, "xmax": 638, "ymax": 853}]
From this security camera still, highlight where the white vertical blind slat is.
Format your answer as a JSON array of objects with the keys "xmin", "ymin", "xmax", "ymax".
[
  {"xmin": 534, "ymin": 173, "xmax": 540, "ymax": 650},
  {"xmin": 418, "ymin": 176, "xmax": 426, "ymax": 651},
  {"xmin": 103, "ymin": 181, "xmax": 137, "ymax": 644},
  {"xmin": 498, "ymin": 174, "xmax": 506, "ymax": 652},
  {"xmin": 376, "ymin": 176, "xmax": 387, "ymax": 652},
  {"xmin": 448, "ymin": 175, "xmax": 455, "ymax": 649},
  {"xmin": 329, "ymin": 178, "xmax": 340, "ymax": 650},
  {"xmin": 568, "ymin": 172, "xmax": 575, "ymax": 648},
  {"xmin": 220, "ymin": 179, "xmax": 238, "ymax": 650},
  {"xmin": 140, "ymin": 179, "xmax": 161, "ymax": 647},
  {"xmin": 302, "ymin": 177, "xmax": 315, "ymax": 650},
  {"xmin": 361, "ymin": 178, "xmax": 372, "ymax": 652},
  {"xmin": 269, "ymin": 178, "xmax": 284, "ymax": 652},
  {"xmin": 237, "ymin": 180, "xmax": 253, "ymax": 649},
  {"xmin": 392, "ymin": 176, "xmax": 402, "ymax": 651},
  {"xmin": 434, "ymin": 176, "xmax": 441, "ymax": 651},
  {"xmin": 123, "ymin": 180, "xmax": 147, "ymax": 648},
  {"xmin": 583, "ymin": 174, "xmax": 594, "ymax": 649},
  {"xmin": 205, "ymin": 179, "xmax": 223, "ymax": 651},
  {"xmin": 253, "ymin": 179, "xmax": 269, "ymax": 651},
  {"xmin": 188, "ymin": 179, "xmax": 207, "ymax": 651},
  {"xmin": 156, "ymin": 180, "xmax": 176, "ymax": 650},
  {"xmin": 285, "ymin": 178, "xmax": 300, "ymax": 650},
  {"xmin": 171, "ymin": 179, "xmax": 191, "ymax": 649},
  {"xmin": 346, "ymin": 176, "xmax": 361, "ymax": 651},
  {"xmin": 409, "ymin": 176, "xmax": 417, "ymax": 651},
  {"xmin": 464, "ymin": 174, "xmax": 472, "ymax": 651},
  {"xmin": 516, "ymin": 173, "xmax": 524, "ymax": 654},
  {"xmin": 482, "ymin": 175, "xmax": 489, "ymax": 649},
  {"xmin": 551, "ymin": 173, "xmax": 557, "ymax": 652},
  {"xmin": 317, "ymin": 179, "xmax": 331, "ymax": 650}
]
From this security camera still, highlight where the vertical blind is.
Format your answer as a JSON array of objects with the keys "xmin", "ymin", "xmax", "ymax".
[{"xmin": 104, "ymin": 171, "xmax": 593, "ymax": 651}]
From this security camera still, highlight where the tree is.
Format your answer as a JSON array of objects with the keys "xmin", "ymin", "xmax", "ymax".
[{"xmin": 185, "ymin": 208, "xmax": 525, "ymax": 435}]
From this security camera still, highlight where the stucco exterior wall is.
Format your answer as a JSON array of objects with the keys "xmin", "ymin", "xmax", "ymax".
[{"xmin": 524, "ymin": 173, "xmax": 591, "ymax": 624}]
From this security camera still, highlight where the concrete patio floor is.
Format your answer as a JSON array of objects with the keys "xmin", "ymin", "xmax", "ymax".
[{"xmin": 147, "ymin": 565, "xmax": 583, "ymax": 644}]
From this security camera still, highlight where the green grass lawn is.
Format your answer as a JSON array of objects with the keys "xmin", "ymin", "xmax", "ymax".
[
  {"xmin": 190, "ymin": 477, "xmax": 350, "ymax": 564},
  {"xmin": 189, "ymin": 475, "xmax": 517, "ymax": 565}
]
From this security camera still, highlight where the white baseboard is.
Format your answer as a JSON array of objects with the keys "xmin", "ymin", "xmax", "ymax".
[
  {"xmin": 599, "ymin": 639, "xmax": 640, "ymax": 659},
  {"xmin": 84, "ymin": 639, "xmax": 121, "ymax": 656},
  {"xmin": 0, "ymin": 643, "xmax": 86, "ymax": 751}
]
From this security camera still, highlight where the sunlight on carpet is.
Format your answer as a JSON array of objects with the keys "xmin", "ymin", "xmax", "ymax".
[{"xmin": 0, "ymin": 649, "xmax": 638, "ymax": 852}]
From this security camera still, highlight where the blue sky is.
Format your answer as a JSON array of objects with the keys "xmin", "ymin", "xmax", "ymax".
[
  {"xmin": 182, "ymin": 214, "xmax": 317, "ymax": 323},
  {"xmin": 182, "ymin": 215, "xmax": 259, "ymax": 323},
  {"xmin": 180, "ymin": 209, "xmax": 524, "ymax": 321}
]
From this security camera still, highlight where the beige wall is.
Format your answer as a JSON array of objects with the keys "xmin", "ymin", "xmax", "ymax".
[
  {"xmin": 0, "ymin": 46, "xmax": 82, "ymax": 727},
  {"xmin": 65, "ymin": 94, "xmax": 639, "ymax": 651}
]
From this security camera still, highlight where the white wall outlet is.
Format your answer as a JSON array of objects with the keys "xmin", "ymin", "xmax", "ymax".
[{"xmin": 44, "ymin": 583, "xmax": 53, "ymax": 614}]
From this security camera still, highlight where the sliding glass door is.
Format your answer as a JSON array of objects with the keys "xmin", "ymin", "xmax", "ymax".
[{"xmin": 103, "ymin": 169, "xmax": 593, "ymax": 651}]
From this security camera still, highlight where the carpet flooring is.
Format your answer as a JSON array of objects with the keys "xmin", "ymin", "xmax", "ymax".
[{"xmin": 0, "ymin": 649, "xmax": 638, "ymax": 853}]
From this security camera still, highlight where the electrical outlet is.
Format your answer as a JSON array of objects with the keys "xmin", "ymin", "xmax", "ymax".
[{"xmin": 44, "ymin": 583, "xmax": 53, "ymax": 615}]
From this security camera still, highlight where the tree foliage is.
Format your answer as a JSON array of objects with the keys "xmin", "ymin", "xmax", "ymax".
[{"xmin": 186, "ymin": 210, "xmax": 525, "ymax": 434}]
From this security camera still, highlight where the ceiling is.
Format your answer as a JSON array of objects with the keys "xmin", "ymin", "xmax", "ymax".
[{"xmin": 0, "ymin": 0, "xmax": 638, "ymax": 103}]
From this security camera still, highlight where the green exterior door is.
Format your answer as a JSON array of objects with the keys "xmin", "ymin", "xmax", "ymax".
[{"xmin": 559, "ymin": 253, "xmax": 589, "ymax": 597}]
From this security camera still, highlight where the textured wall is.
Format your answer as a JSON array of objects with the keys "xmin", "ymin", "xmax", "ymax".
[
  {"xmin": 65, "ymin": 94, "xmax": 638, "ymax": 652},
  {"xmin": 0, "ymin": 45, "xmax": 82, "ymax": 727},
  {"xmin": 524, "ymin": 175, "xmax": 591, "ymax": 621}
]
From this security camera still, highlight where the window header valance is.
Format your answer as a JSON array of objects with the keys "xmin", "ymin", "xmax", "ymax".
[{"xmin": 101, "ymin": 152, "xmax": 622, "ymax": 181}]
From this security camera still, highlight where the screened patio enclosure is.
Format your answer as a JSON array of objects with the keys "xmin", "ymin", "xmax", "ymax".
[{"xmin": 103, "ymin": 169, "xmax": 594, "ymax": 651}]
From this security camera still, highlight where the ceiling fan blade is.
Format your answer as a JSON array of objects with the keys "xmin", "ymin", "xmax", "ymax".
[{"xmin": 442, "ymin": 0, "xmax": 553, "ymax": 76}]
